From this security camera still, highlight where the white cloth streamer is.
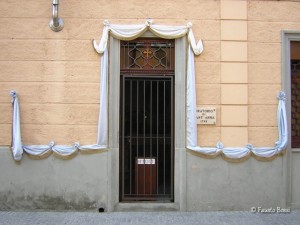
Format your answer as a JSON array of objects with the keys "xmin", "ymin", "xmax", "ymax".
[
  {"xmin": 187, "ymin": 92, "xmax": 288, "ymax": 159},
  {"xmin": 9, "ymin": 20, "xmax": 288, "ymax": 161},
  {"xmin": 10, "ymin": 90, "xmax": 107, "ymax": 160},
  {"xmin": 10, "ymin": 91, "xmax": 23, "ymax": 161}
]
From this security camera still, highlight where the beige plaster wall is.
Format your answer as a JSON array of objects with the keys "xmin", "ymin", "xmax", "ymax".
[
  {"xmin": 0, "ymin": 0, "xmax": 221, "ymax": 146},
  {"xmin": 0, "ymin": 0, "xmax": 299, "ymax": 149},
  {"xmin": 248, "ymin": 0, "xmax": 300, "ymax": 147}
]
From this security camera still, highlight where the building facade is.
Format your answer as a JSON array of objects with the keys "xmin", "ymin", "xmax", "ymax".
[{"xmin": 0, "ymin": 0, "xmax": 300, "ymax": 211}]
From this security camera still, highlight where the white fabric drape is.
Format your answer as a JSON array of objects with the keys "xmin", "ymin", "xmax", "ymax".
[
  {"xmin": 52, "ymin": 143, "xmax": 79, "ymax": 157},
  {"xmin": 93, "ymin": 20, "xmax": 203, "ymax": 55},
  {"xmin": 9, "ymin": 20, "xmax": 288, "ymax": 161},
  {"xmin": 23, "ymin": 142, "xmax": 54, "ymax": 156},
  {"xmin": 92, "ymin": 19, "xmax": 203, "ymax": 149},
  {"xmin": 10, "ymin": 90, "xmax": 107, "ymax": 160},
  {"xmin": 9, "ymin": 20, "xmax": 204, "ymax": 161},
  {"xmin": 10, "ymin": 91, "xmax": 23, "ymax": 161},
  {"xmin": 9, "ymin": 50, "xmax": 108, "ymax": 160},
  {"xmin": 96, "ymin": 48, "xmax": 108, "ymax": 146},
  {"xmin": 186, "ymin": 45, "xmax": 197, "ymax": 147},
  {"xmin": 188, "ymin": 92, "xmax": 288, "ymax": 160},
  {"xmin": 92, "ymin": 20, "xmax": 287, "ymax": 161},
  {"xmin": 92, "ymin": 19, "xmax": 204, "ymax": 158}
]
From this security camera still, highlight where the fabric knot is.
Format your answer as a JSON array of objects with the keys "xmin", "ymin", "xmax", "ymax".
[
  {"xmin": 74, "ymin": 142, "xmax": 80, "ymax": 148},
  {"xmin": 10, "ymin": 90, "xmax": 17, "ymax": 103},
  {"xmin": 216, "ymin": 141, "xmax": 224, "ymax": 149},
  {"xmin": 274, "ymin": 141, "xmax": 280, "ymax": 152},
  {"xmin": 186, "ymin": 22, "xmax": 193, "ymax": 28},
  {"xmin": 49, "ymin": 141, "xmax": 55, "ymax": 148},
  {"xmin": 145, "ymin": 19, "xmax": 153, "ymax": 26},
  {"xmin": 246, "ymin": 144, "xmax": 253, "ymax": 150},
  {"xmin": 103, "ymin": 20, "xmax": 109, "ymax": 26},
  {"xmin": 277, "ymin": 91, "xmax": 286, "ymax": 101},
  {"xmin": 10, "ymin": 90, "xmax": 17, "ymax": 99}
]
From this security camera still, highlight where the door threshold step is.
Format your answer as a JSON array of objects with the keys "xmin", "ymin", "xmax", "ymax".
[{"xmin": 115, "ymin": 202, "xmax": 179, "ymax": 212}]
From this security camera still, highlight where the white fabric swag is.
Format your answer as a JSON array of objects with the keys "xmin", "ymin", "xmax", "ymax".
[
  {"xmin": 10, "ymin": 89, "xmax": 106, "ymax": 161},
  {"xmin": 9, "ymin": 20, "xmax": 288, "ymax": 161},
  {"xmin": 188, "ymin": 92, "xmax": 288, "ymax": 160},
  {"xmin": 10, "ymin": 20, "xmax": 204, "ymax": 161},
  {"xmin": 92, "ymin": 19, "xmax": 288, "ymax": 160},
  {"xmin": 92, "ymin": 19, "xmax": 203, "ymax": 149}
]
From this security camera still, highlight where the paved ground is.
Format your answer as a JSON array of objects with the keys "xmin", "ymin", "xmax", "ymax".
[{"xmin": 0, "ymin": 210, "xmax": 300, "ymax": 225}]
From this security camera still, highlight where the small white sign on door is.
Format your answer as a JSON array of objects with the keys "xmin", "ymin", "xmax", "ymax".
[{"xmin": 137, "ymin": 158, "xmax": 156, "ymax": 165}]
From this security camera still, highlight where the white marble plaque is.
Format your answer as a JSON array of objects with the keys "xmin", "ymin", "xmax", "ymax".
[{"xmin": 196, "ymin": 107, "xmax": 216, "ymax": 125}]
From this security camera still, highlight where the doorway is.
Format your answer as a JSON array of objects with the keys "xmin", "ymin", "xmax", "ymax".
[
  {"xmin": 282, "ymin": 31, "xmax": 300, "ymax": 209},
  {"xmin": 119, "ymin": 38, "xmax": 175, "ymax": 202}
]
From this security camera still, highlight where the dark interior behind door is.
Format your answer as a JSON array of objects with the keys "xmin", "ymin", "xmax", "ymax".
[{"xmin": 120, "ymin": 76, "xmax": 174, "ymax": 201}]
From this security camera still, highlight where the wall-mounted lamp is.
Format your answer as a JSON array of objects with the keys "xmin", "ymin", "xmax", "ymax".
[{"xmin": 49, "ymin": 0, "xmax": 64, "ymax": 32}]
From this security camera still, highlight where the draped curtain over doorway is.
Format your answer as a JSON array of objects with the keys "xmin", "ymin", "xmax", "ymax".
[
  {"xmin": 93, "ymin": 19, "xmax": 204, "ymax": 150},
  {"xmin": 9, "ymin": 19, "xmax": 203, "ymax": 161},
  {"xmin": 9, "ymin": 20, "xmax": 288, "ymax": 161},
  {"xmin": 93, "ymin": 19, "xmax": 288, "ymax": 162}
]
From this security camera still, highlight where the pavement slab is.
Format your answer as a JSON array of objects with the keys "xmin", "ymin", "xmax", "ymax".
[{"xmin": 0, "ymin": 210, "xmax": 299, "ymax": 225}]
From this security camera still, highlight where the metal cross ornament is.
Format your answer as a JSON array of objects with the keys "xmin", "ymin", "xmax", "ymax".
[{"xmin": 143, "ymin": 48, "xmax": 153, "ymax": 58}]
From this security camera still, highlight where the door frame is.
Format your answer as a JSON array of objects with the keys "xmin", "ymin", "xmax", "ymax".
[
  {"xmin": 282, "ymin": 30, "xmax": 300, "ymax": 208},
  {"xmin": 107, "ymin": 32, "xmax": 187, "ymax": 211}
]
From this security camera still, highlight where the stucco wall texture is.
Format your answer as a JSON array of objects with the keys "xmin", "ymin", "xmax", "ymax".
[
  {"xmin": 0, "ymin": 0, "xmax": 300, "ymax": 211},
  {"xmin": 1, "ymin": 0, "xmax": 300, "ymax": 147}
]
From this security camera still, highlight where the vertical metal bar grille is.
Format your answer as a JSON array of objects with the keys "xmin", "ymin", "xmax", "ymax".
[{"xmin": 120, "ymin": 76, "xmax": 174, "ymax": 201}]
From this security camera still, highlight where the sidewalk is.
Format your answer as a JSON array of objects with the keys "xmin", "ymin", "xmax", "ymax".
[{"xmin": 0, "ymin": 210, "xmax": 299, "ymax": 225}]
